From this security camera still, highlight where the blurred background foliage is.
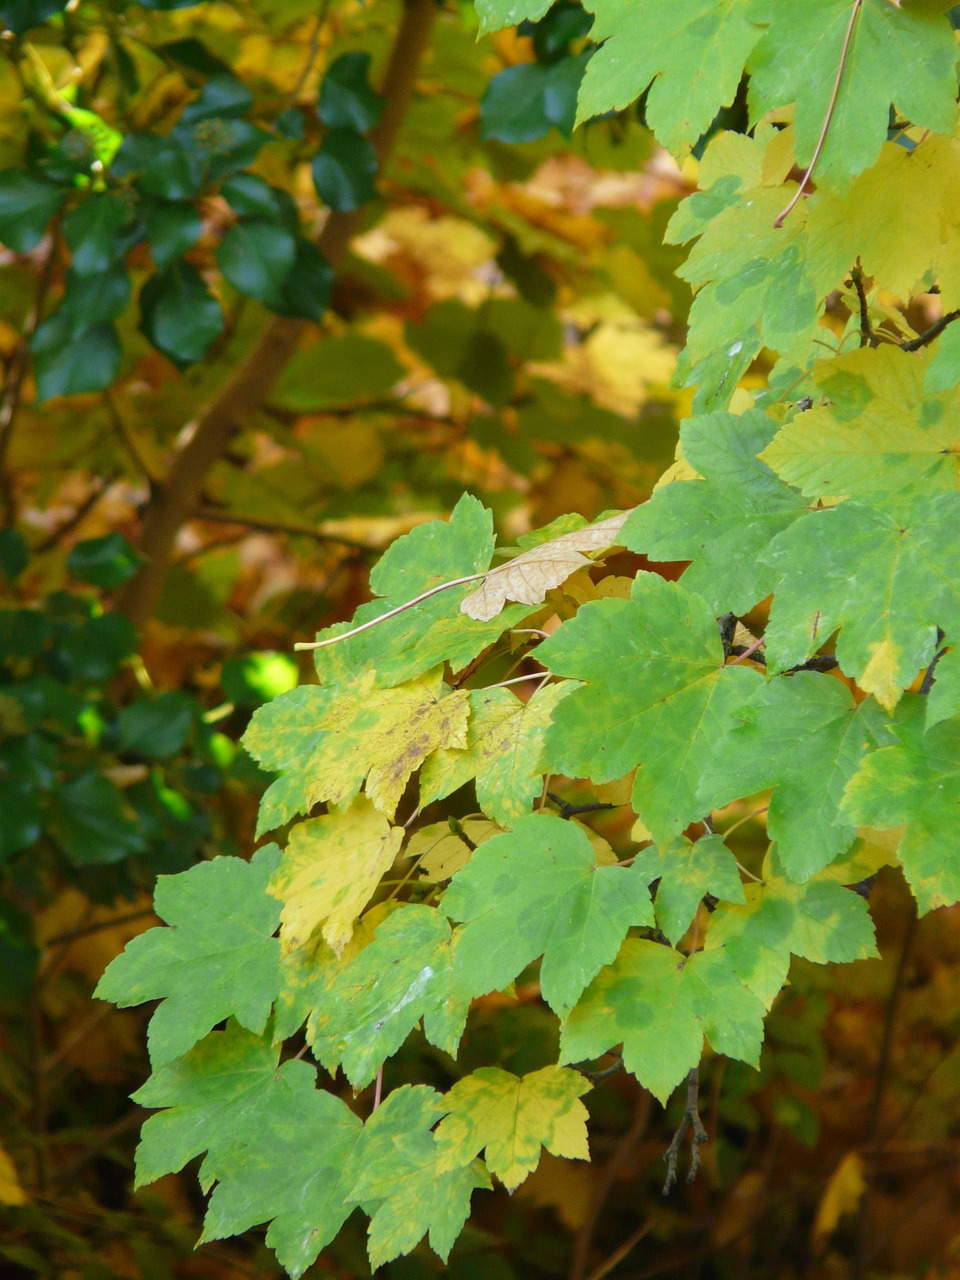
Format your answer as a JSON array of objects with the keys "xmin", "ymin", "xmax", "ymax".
[{"xmin": 0, "ymin": 0, "xmax": 956, "ymax": 1276}]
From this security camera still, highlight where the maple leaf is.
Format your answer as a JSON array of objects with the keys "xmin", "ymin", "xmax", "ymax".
[
  {"xmin": 747, "ymin": 0, "xmax": 958, "ymax": 189},
  {"xmin": 442, "ymin": 813, "xmax": 654, "ymax": 1019},
  {"xmin": 559, "ymin": 939, "xmax": 765, "ymax": 1104},
  {"xmin": 244, "ymin": 668, "xmax": 469, "ymax": 831},
  {"xmin": 538, "ymin": 573, "xmax": 762, "ymax": 845},
  {"xmin": 94, "ymin": 846, "xmax": 281, "ymax": 1069},
  {"xmin": 460, "ymin": 512, "xmax": 629, "ymax": 621},
  {"xmin": 575, "ymin": 0, "xmax": 763, "ymax": 154},
  {"xmin": 268, "ymin": 798, "xmax": 403, "ymax": 955},
  {"xmin": 761, "ymin": 346, "xmax": 960, "ymax": 501},
  {"xmin": 762, "ymin": 494, "xmax": 960, "ymax": 708},
  {"xmin": 926, "ymin": 646, "xmax": 960, "ymax": 728},
  {"xmin": 407, "ymin": 817, "xmax": 501, "ymax": 881},
  {"xmin": 621, "ymin": 409, "xmax": 808, "ymax": 614},
  {"xmin": 634, "ymin": 834, "xmax": 746, "ymax": 946},
  {"xmin": 346, "ymin": 1085, "xmax": 491, "ymax": 1269},
  {"xmin": 133, "ymin": 1023, "xmax": 362, "ymax": 1280},
  {"xmin": 309, "ymin": 904, "xmax": 467, "ymax": 1087},
  {"xmin": 841, "ymin": 695, "xmax": 960, "ymax": 913},
  {"xmin": 434, "ymin": 1065, "xmax": 590, "ymax": 1191},
  {"xmin": 705, "ymin": 857, "xmax": 879, "ymax": 1008},
  {"xmin": 420, "ymin": 683, "xmax": 573, "ymax": 826},
  {"xmin": 697, "ymin": 672, "xmax": 892, "ymax": 880}
]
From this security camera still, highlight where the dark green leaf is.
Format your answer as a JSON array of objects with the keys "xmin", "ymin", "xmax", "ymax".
[
  {"xmin": 59, "ymin": 265, "xmax": 132, "ymax": 334},
  {"xmin": 0, "ymin": 779, "xmax": 42, "ymax": 862},
  {"xmin": 317, "ymin": 51, "xmax": 385, "ymax": 133},
  {"xmin": 220, "ymin": 173, "xmax": 289, "ymax": 222},
  {"xmin": 140, "ymin": 261, "xmax": 224, "ymax": 367},
  {"xmin": 0, "ymin": 529, "xmax": 28, "ymax": 581},
  {"xmin": 272, "ymin": 240, "xmax": 334, "ymax": 322},
  {"xmin": 481, "ymin": 52, "xmax": 589, "ymax": 143},
  {"xmin": 180, "ymin": 76, "xmax": 254, "ymax": 125},
  {"xmin": 114, "ymin": 134, "xmax": 198, "ymax": 200},
  {"xmin": 31, "ymin": 322, "xmax": 122, "ymax": 401},
  {"xmin": 62, "ymin": 193, "xmax": 131, "ymax": 275},
  {"xmin": 54, "ymin": 613, "xmax": 137, "ymax": 682},
  {"xmin": 49, "ymin": 772, "xmax": 146, "ymax": 864},
  {"xmin": 312, "ymin": 129, "xmax": 378, "ymax": 212},
  {"xmin": 0, "ymin": 0, "xmax": 66, "ymax": 34},
  {"xmin": 145, "ymin": 201, "xmax": 204, "ymax": 270},
  {"xmin": 216, "ymin": 218, "xmax": 297, "ymax": 304},
  {"xmin": 275, "ymin": 106, "xmax": 305, "ymax": 139},
  {"xmin": 118, "ymin": 691, "xmax": 197, "ymax": 759},
  {"xmin": 0, "ymin": 608, "xmax": 51, "ymax": 657},
  {"xmin": 156, "ymin": 37, "xmax": 233, "ymax": 78},
  {"xmin": 67, "ymin": 533, "xmax": 141, "ymax": 588},
  {"xmin": 0, "ymin": 170, "xmax": 64, "ymax": 252}
]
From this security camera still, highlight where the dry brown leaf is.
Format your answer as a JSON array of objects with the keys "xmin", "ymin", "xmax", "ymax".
[{"xmin": 460, "ymin": 511, "xmax": 632, "ymax": 621}]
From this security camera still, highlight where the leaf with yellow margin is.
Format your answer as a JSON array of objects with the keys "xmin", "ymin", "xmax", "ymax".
[
  {"xmin": 435, "ymin": 1065, "xmax": 590, "ymax": 1191},
  {"xmin": 269, "ymin": 799, "xmax": 403, "ymax": 955}
]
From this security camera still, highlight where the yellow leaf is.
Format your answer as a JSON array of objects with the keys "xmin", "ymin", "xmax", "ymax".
[
  {"xmin": 407, "ymin": 817, "xmax": 501, "ymax": 881},
  {"xmin": 461, "ymin": 512, "xmax": 631, "ymax": 621},
  {"xmin": 435, "ymin": 1065, "xmax": 591, "ymax": 1191},
  {"xmin": 812, "ymin": 1152, "xmax": 866, "ymax": 1247},
  {"xmin": 268, "ymin": 799, "xmax": 404, "ymax": 955},
  {"xmin": 0, "ymin": 1143, "xmax": 26, "ymax": 1205}
]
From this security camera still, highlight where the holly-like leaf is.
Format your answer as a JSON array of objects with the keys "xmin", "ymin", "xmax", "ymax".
[
  {"xmin": 94, "ymin": 846, "xmax": 282, "ymax": 1067},
  {"xmin": 697, "ymin": 672, "xmax": 892, "ymax": 881},
  {"xmin": 634, "ymin": 834, "xmax": 746, "ymax": 946},
  {"xmin": 312, "ymin": 129, "xmax": 378, "ymax": 212},
  {"xmin": 419, "ymin": 682, "xmax": 573, "ymax": 826},
  {"xmin": 559, "ymin": 939, "xmax": 765, "ymax": 1104},
  {"xmin": 841, "ymin": 695, "xmax": 960, "ymax": 913},
  {"xmin": 318, "ymin": 52, "xmax": 384, "ymax": 133},
  {"xmin": 460, "ymin": 511, "xmax": 629, "ymax": 621},
  {"xmin": 268, "ymin": 799, "xmax": 403, "ymax": 954},
  {"xmin": 621, "ymin": 410, "xmax": 808, "ymax": 614},
  {"xmin": 216, "ymin": 218, "xmax": 297, "ymax": 306},
  {"xmin": 133, "ymin": 1023, "xmax": 362, "ymax": 1280},
  {"xmin": 434, "ymin": 1065, "xmax": 590, "ymax": 1191},
  {"xmin": 704, "ymin": 858, "xmax": 878, "ymax": 1008},
  {"xmin": 575, "ymin": 0, "xmax": 762, "ymax": 152},
  {"xmin": 747, "ymin": 0, "xmax": 958, "ymax": 189},
  {"xmin": 346, "ymin": 1086, "xmax": 491, "ymax": 1270},
  {"xmin": 442, "ymin": 813, "xmax": 654, "ymax": 1018},
  {"xmin": 539, "ymin": 573, "xmax": 762, "ymax": 844},
  {"xmin": 762, "ymin": 494, "xmax": 960, "ymax": 709},
  {"xmin": 761, "ymin": 346, "xmax": 960, "ymax": 501},
  {"xmin": 141, "ymin": 261, "xmax": 224, "ymax": 367},
  {"xmin": 309, "ymin": 904, "xmax": 466, "ymax": 1087},
  {"xmin": 244, "ymin": 668, "xmax": 469, "ymax": 832}
]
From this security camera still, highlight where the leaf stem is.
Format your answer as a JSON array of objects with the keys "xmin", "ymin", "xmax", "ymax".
[
  {"xmin": 774, "ymin": 0, "xmax": 863, "ymax": 228},
  {"xmin": 293, "ymin": 573, "xmax": 486, "ymax": 650},
  {"xmin": 662, "ymin": 1066, "xmax": 708, "ymax": 1193}
]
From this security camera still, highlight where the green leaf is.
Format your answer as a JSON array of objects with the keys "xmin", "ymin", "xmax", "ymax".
[
  {"xmin": 704, "ymin": 859, "xmax": 878, "ymax": 1008},
  {"xmin": 481, "ymin": 53, "xmax": 589, "ymax": 143},
  {"xmin": 346, "ymin": 1085, "xmax": 491, "ymax": 1270},
  {"xmin": 747, "ymin": 0, "xmax": 958, "ymax": 188},
  {"xmin": 59, "ymin": 265, "xmax": 131, "ymax": 333},
  {"xmin": 434, "ymin": 1065, "xmax": 590, "ymax": 1191},
  {"xmin": 244, "ymin": 669, "xmax": 468, "ymax": 831},
  {"xmin": 0, "ymin": 529, "xmax": 28, "ymax": 581},
  {"xmin": 761, "ymin": 346, "xmax": 960, "ymax": 500},
  {"xmin": 841, "ymin": 695, "xmax": 960, "ymax": 913},
  {"xmin": 559, "ymin": 939, "xmax": 765, "ymax": 1104},
  {"xmin": 634, "ymin": 834, "xmax": 745, "ymax": 946},
  {"xmin": 145, "ymin": 201, "xmax": 204, "ymax": 270},
  {"xmin": 926, "ymin": 646, "xmax": 960, "ymax": 729},
  {"xmin": 94, "ymin": 846, "xmax": 282, "ymax": 1067},
  {"xmin": 0, "ymin": 171, "xmax": 64, "ymax": 252},
  {"xmin": 67, "ymin": 532, "xmax": 141, "ymax": 588},
  {"xmin": 118, "ymin": 691, "xmax": 196, "ymax": 759},
  {"xmin": 271, "ymin": 333, "xmax": 404, "ymax": 410},
  {"xmin": 179, "ymin": 75, "xmax": 254, "ymax": 124},
  {"xmin": 0, "ymin": 0, "xmax": 66, "ymax": 35},
  {"xmin": 216, "ymin": 218, "xmax": 297, "ymax": 305},
  {"xmin": 31, "ymin": 321, "xmax": 122, "ymax": 401},
  {"xmin": 220, "ymin": 173, "xmax": 291, "ymax": 222},
  {"xmin": 54, "ymin": 612, "xmax": 136, "ymax": 682},
  {"xmin": 621, "ymin": 409, "xmax": 808, "ymax": 614},
  {"xmin": 133, "ymin": 1023, "xmax": 362, "ymax": 1280},
  {"xmin": 697, "ymin": 673, "xmax": 892, "ymax": 881},
  {"xmin": 476, "ymin": 0, "xmax": 554, "ymax": 34},
  {"xmin": 62, "ymin": 193, "xmax": 130, "ymax": 275},
  {"xmin": 442, "ymin": 813, "xmax": 654, "ymax": 1018},
  {"xmin": 312, "ymin": 129, "xmax": 378, "ymax": 212},
  {"xmin": 272, "ymin": 239, "xmax": 334, "ymax": 322},
  {"xmin": 576, "ymin": 0, "xmax": 761, "ymax": 150},
  {"xmin": 925, "ymin": 321, "xmax": 960, "ymax": 395},
  {"xmin": 762, "ymin": 494, "xmax": 960, "ymax": 709},
  {"xmin": 140, "ymin": 261, "xmax": 225, "ymax": 367},
  {"xmin": 420, "ymin": 683, "xmax": 573, "ymax": 826},
  {"xmin": 318, "ymin": 52, "xmax": 385, "ymax": 133},
  {"xmin": 309, "ymin": 904, "xmax": 467, "ymax": 1087},
  {"xmin": 0, "ymin": 779, "xmax": 42, "ymax": 862},
  {"xmin": 539, "ymin": 573, "xmax": 762, "ymax": 844},
  {"xmin": 48, "ymin": 771, "xmax": 146, "ymax": 865},
  {"xmin": 114, "ymin": 134, "xmax": 198, "ymax": 200},
  {"xmin": 221, "ymin": 651, "xmax": 298, "ymax": 708}
]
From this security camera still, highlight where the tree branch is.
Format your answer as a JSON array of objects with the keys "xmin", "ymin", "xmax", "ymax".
[
  {"xmin": 851, "ymin": 263, "xmax": 879, "ymax": 348},
  {"xmin": 115, "ymin": 0, "xmax": 438, "ymax": 629},
  {"xmin": 192, "ymin": 504, "xmax": 378, "ymax": 553},
  {"xmin": 662, "ymin": 1066, "xmax": 708, "ymax": 1194},
  {"xmin": 900, "ymin": 308, "xmax": 960, "ymax": 352}
]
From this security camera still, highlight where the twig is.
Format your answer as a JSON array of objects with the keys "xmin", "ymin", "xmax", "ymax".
[
  {"xmin": 547, "ymin": 792, "xmax": 618, "ymax": 821},
  {"xmin": 662, "ymin": 1066, "xmax": 708, "ymax": 1194},
  {"xmin": 44, "ymin": 907, "xmax": 156, "ymax": 947},
  {"xmin": 583, "ymin": 1053, "xmax": 624, "ymax": 1084},
  {"xmin": 919, "ymin": 645, "xmax": 947, "ymax": 696},
  {"xmin": 483, "ymin": 671, "xmax": 551, "ymax": 692},
  {"xmin": 104, "ymin": 390, "xmax": 159, "ymax": 483},
  {"xmin": 193, "ymin": 504, "xmax": 376, "ymax": 553},
  {"xmin": 900, "ymin": 309, "xmax": 960, "ymax": 353},
  {"xmin": 728, "ymin": 635, "xmax": 765, "ymax": 666},
  {"xmin": 284, "ymin": 0, "xmax": 331, "ymax": 111},
  {"xmin": 774, "ymin": 0, "xmax": 863, "ymax": 228},
  {"xmin": 31, "ymin": 471, "xmax": 121, "ymax": 553},
  {"xmin": 585, "ymin": 1221, "xmax": 653, "ymax": 1280},
  {"xmin": 851, "ymin": 264, "xmax": 879, "ymax": 348},
  {"xmin": 372, "ymin": 1065, "xmax": 383, "ymax": 1111}
]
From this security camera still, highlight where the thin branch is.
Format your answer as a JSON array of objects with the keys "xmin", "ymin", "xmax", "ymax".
[
  {"xmin": 900, "ymin": 309, "xmax": 960, "ymax": 352},
  {"xmin": 585, "ymin": 1221, "xmax": 653, "ymax": 1280},
  {"xmin": 104, "ymin": 389, "xmax": 160, "ymax": 483},
  {"xmin": 547, "ymin": 792, "xmax": 618, "ymax": 821},
  {"xmin": 193, "ymin": 504, "xmax": 377, "ymax": 554},
  {"xmin": 583, "ymin": 1055, "xmax": 625, "ymax": 1084},
  {"xmin": 851, "ymin": 263, "xmax": 879, "ymax": 348},
  {"xmin": 728, "ymin": 635, "xmax": 765, "ymax": 666},
  {"xmin": 31, "ymin": 470, "xmax": 121, "ymax": 553},
  {"xmin": 662, "ymin": 1066, "xmax": 708, "ymax": 1194},
  {"xmin": 919, "ymin": 645, "xmax": 947, "ymax": 696},
  {"xmin": 44, "ymin": 907, "xmax": 156, "ymax": 947},
  {"xmin": 283, "ymin": 0, "xmax": 331, "ymax": 111},
  {"xmin": 774, "ymin": 0, "xmax": 863, "ymax": 228}
]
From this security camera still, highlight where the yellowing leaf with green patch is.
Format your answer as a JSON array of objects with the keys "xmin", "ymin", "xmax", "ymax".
[
  {"xmin": 268, "ymin": 799, "xmax": 403, "ymax": 955},
  {"xmin": 761, "ymin": 346, "xmax": 960, "ymax": 501},
  {"xmin": 435, "ymin": 1065, "xmax": 590, "ymax": 1191},
  {"xmin": 244, "ymin": 668, "xmax": 469, "ymax": 830},
  {"xmin": 420, "ymin": 683, "xmax": 573, "ymax": 826}
]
